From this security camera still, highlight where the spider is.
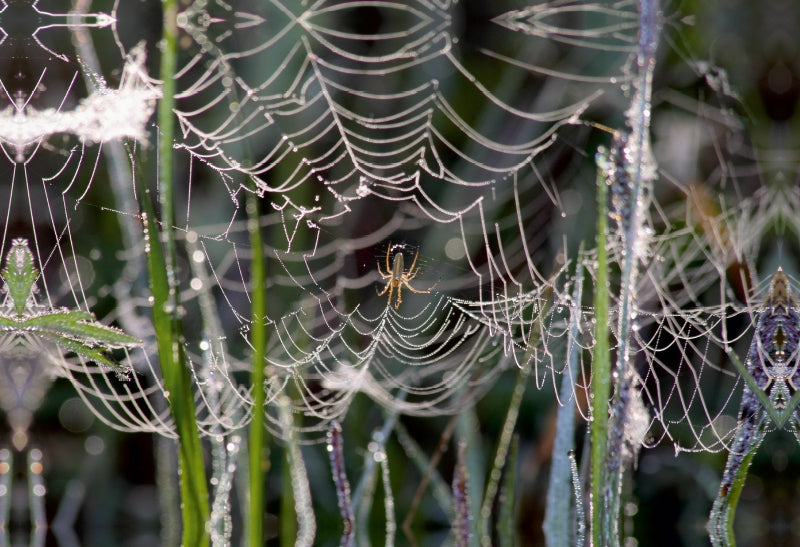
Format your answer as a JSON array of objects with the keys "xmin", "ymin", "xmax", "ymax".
[{"xmin": 376, "ymin": 244, "xmax": 438, "ymax": 309}]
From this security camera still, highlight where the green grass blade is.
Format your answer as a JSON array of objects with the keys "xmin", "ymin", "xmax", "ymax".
[
  {"xmin": 708, "ymin": 431, "xmax": 764, "ymax": 546},
  {"xmin": 18, "ymin": 314, "xmax": 142, "ymax": 348},
  {"xmin": 452, "ymin": 438, "xmax": 471, "ymax": 547},
  {"xmin": 478, "ymin": 359, "xmax": 529, "ymax": 547},
  {"xmin": 591, "ymin": 159, "xmax": 611, "ymax": 547},
  {"xmin": 456, "ymin": 406, "xmax": 483, "ymax": 545},
  {"xmin": 140, "ymin": 181, "xmax": 209, "ymax": 546},
  {"xmin": 246, "ymin": 185, "xmax": 269, "ymax": 546},
  {"xmin": 149, "ymin": 2, "xmax": 210, "ymax": 544}
]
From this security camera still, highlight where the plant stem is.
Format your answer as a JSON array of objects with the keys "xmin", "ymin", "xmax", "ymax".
[
  {"xmin": 602, "ymin": 3, "xmax": 660, "ymax": 543},
  {"xmin": 247, "ymin": 186, "xmax": 269, "ymax": 546},
  {"xmin": 544, "ymin": 251, "xmax": 584, "ymax": 547},
  {"xmin": 151, "ymin": 1, "xmax": 210, "ymax": 544},
  {"xmin": 590, "ymin": 161, "xmax": 611, "ymax": 547},
  {"xmin": 142, "ymin": 197, "xmax": 210, "ymax": 546}
]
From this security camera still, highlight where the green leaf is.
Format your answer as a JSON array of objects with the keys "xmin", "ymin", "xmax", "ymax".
[
  {"xmin": 139, "ymin": 161, "xmax": 210, "ymax": 545},
  {"xmin": 19, "ymin": 312, "xmax": 142, "ymax": 348},
  {"xmin": 0, "ymin": 239, "xmax": 140, "ymax": 371},
  {"xmin": 48, "ymin": 334, "xmax": 130, "ymax": 370},
  {"xmin": 2, "ymin": 239, "xmax": 38, "ymax": 316}
]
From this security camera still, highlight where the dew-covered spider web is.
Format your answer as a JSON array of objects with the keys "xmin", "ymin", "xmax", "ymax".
[
  {"xmin": 5, "ymin": 0, "xmax": 799, "ymax": 531},
  {"xmin": 135, "ymin": 0, "xmax": 643, "ymax": 441},
  {"xmin": 5, "ymin": 0, "xmax": 800, "ymax": 544},
  {"xmin": 0, "ymin": 0, "xmax": 778, "ymax": 453},
  {"xmin": 0, "ymin": 0, "xmax": 629, "ymax": 460}
]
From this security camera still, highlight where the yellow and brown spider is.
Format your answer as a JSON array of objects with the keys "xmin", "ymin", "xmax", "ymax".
[{"xmin": 376, "ymin": 244, "xmax": 438, "ymax": 309}]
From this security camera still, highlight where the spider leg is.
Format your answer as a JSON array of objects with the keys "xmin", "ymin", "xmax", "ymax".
[
  {"xmin": 377, "ymin": 261, "xmax": 389, "ymax": 278},
  {"xmin": 386, "ymin": 244, "xmax": 392, "ymax": 273},
  {"xmin": 395, "ymin": 283, "xmax": 402, "ymax": 309},
  {"xmin": 404, "ymin": 279, "xmax": 439, "ymax": 294},
  {"xmin": 403, "ymin": 282, "xmax": 430, "ymax": 295},
  {"xmin": 378, "ymin": 282, "xmax": 391, "ymax": 296},
  {"xmin": 387, "ymin": 284, "xmax": 395, "ymax": 307},
  {"xmin": 407, "ymin": 249, "xmax": 420, "ymax": 276}
]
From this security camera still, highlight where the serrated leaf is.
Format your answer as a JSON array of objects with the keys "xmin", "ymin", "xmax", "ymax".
[{"xmin": 0, "ymin": 240, "xmax": 141, "ymax": 364}]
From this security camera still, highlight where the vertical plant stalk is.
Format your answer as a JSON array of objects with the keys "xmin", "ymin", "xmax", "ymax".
[
  {"xmin": 479, "ymin": 286, "xmax": 553, "ymax": 546},
  {"xmin": 590, "ymin": 162, "xmax": 611, "ymax": 547},
  {"xmin": 478, "ymin": 356, "xmax": 529, "ymax": 547},
  {"xmin": 456, "ymin": 405, "xmax": 483, "ymax": 543},
  {"xmin": 378, "ymin": 445, "xmax": 396, "ymax": 547},
  {"xmin": 497, "ymin": 435, "xmax": 519, "ymax": 547},
  {"xmin": 355, "ymin": 396, "xmax": 403, "ymax": 511},
  {"xmin": 452, "ymin": 439, "xmax": 471, "ymax": 547},
  {"xmin": 708, "ymin": 437, "xmax": 761, "ymax": 546},
  {"xmin": 544, "ymin": 253, "xmax": 584, "ymax": 546},
  {"xmin": 278, "ymin": 392, "xmax": 316, "ymax": 546},
  {"xmin": 327, "ymin": 421, "xmax": 354, "ymax": 547},
  {"xmin": 602, "ymin": 2, "xmax": 660, "ymax": 545},
  {"xmin": 142, "ymin": 200, "xmax": 210, "ymax": 545},
  {"xmin": 247, "ymin": 186, "xmax": 269, "ymax": 545},
  {"xmin": 186, "ymin": 233, "xmax": 240, "ymax": 545},
  {"xmin": 150, "ymin": 1, "xmax": 210, "ymax": 544},
  {"xmin": 570, "ymin": 451, "xmax": 586, "ymax": 546}
]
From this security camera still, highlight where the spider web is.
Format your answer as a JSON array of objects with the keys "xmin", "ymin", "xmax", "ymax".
[
  {"xmin": 8, "ymin": 0, "xmax": 777, "ymax": 458},
  {"xmin": 156, "ymin": 0, "xmax": 643, "ymax": 440}
]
